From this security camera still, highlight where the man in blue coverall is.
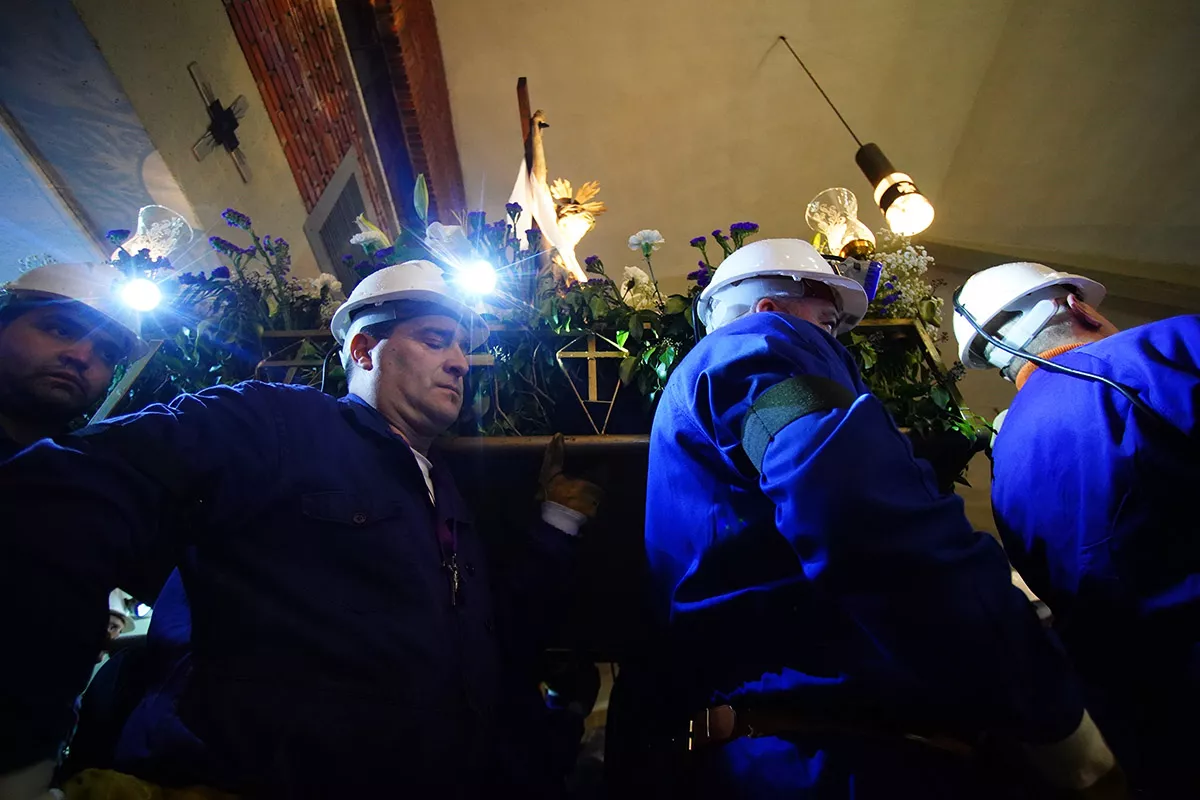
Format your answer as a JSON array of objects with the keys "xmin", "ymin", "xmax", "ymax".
[
  {"xmin": 0, "ymin": 260, "xmax": 599, "ymax": 798},
  {"xmin": 646, "ymin": 239, "xmax": 1123, "ymax": 798},
  {"xmin": 954, "ymin": 261, "xmax": 1200, "ymax": 795}
]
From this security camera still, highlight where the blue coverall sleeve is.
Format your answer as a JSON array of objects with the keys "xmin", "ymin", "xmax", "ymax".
[
  {"xmin": 0, "ymin": 383, "xmax": 280, "ymax": 773},
  {"xmin": 705, "ymin": 321, "xmax": 1086, "ymax": 744}
]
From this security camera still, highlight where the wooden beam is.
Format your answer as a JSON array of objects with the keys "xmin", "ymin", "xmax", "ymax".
[
  {"xmin": 517, "ymin": 77, "xmax": 532, "ymax": 170},
  {"xmin": 0, "ymin": 104, "xmax": 108, "ymax": 259}
]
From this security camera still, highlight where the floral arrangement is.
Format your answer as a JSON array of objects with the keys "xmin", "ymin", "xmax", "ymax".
[
  {"xmin": 865, "ymin": 229, "xmax": 944, "ymax": 326},
  {"xmin": 102, "ymin": 209, "xmax": 346, "ymax": 415},
  {"xmin": 205, "ymin": 209, "xmax": 344, "ymax": 331}
]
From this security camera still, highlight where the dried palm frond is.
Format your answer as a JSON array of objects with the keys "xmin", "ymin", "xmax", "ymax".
[
  {"xmin": 574, "ymin": 181, "xmax": 601, "ymax": 204},
  {"xmin": 550, "ymin": 178, "xmax": 573, "ymax": 202}
]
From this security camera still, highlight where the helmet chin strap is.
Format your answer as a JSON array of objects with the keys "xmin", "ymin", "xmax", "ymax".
[{"xmin": 983, "ymin": 297, "xmax": 1060, "ymax": 369}]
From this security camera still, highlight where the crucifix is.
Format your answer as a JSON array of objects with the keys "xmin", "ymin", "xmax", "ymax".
[
  {"xmin": 557, "ymin": 333, "xmax": 629, "ymax": 435},
  {"xmin": 189, "ymin": 62, "xmax": 252, "ymax": 183},
  {"xmin": 511, "ymin": 78, "xmax": 603, "ymax": 287}
]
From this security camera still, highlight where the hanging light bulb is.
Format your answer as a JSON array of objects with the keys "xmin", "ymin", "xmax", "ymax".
[
  {"xmin": 855, "ymin": 143, "xmax": 935, "ymax": 237},
  {"xmin": 805, "ymin": 188, "xmax": 876, "ymax": 259}
]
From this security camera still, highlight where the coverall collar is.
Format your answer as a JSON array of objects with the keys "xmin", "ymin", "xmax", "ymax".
[
  {"xmin": 1014, "ymin": 343, "xmax": 1087, "ymax": 391},
  {"xmin": 338, "ymin": 393, "xmax": 472, "ymax": 524}
]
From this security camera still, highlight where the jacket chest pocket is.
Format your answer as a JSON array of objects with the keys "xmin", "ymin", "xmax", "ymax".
[
  {"xmin": 296, "ymin": 491, "xmax": 441, "ymax": 600},
  {"xmin": 301, "ymin": 490, "xmax": 414, "ymax": 530}
]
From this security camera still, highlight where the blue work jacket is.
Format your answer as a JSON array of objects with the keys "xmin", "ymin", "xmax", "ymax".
[
  {"xmin": 992, "ymin": 315, "xmax": 1200, "ymax": 793},
  {"xmin": 645, "ymin": 312, "xmax": 1086, "ymax": 797},
  {"xmin": 0, "ymin": 382, "xmax": 576, "ymax": 796}
]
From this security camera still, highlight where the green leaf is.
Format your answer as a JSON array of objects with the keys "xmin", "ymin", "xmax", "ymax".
[
  {"xmin": 413, "ymin": 174, "xmax": 429, "ymax": 223},
  {"xmin": 618, "ymin": 355, "xmax": 638, "ymax": 385},
  {"xmin": 616, "ymin": 330, "xmax": 629, "ymax": 348},
  {"xmin": 930, "ymin": 385, "xmax": 951, "ymax": 409},
  {"xmin": 589, "ymin": 295, "xmax": 608, "ymax": 320},
  {"xmin": 664, "ymin": 295, "xmax": 689, "ymax": 315},
  {"xmin": 628, "ymin": 314, "xmax": 644, "ymax": 341},
  {"xmin": 919, "ymin": 299, "xmax": 939, "ymax": 325}
]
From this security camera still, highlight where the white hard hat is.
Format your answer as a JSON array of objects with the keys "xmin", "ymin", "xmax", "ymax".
[
  {"xmin": 953, "ymin": 261, "xmax": 1106, "ymax": 370},
  {"xmin": 330, "ymin": 260, "xmax": 489, "ymax": 350},
  {"xmin": 108, "ymin": 589, "xmax": 134, "ymax": 635},
  {"xmin": 3, "ymin": 262, "xmax": 147, "ymax": 358},
  {"xmin": 697, "ymin": 238, "xmax": 868, "ymax": 334}
]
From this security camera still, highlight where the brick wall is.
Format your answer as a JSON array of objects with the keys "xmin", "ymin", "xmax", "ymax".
[
  {"xmin": 224, "ymin": 0, "xmax": 388, "ymax": 221},
  {"xmin": 371, "ymin": 0, "xmax": 465, "ymax": 219}
]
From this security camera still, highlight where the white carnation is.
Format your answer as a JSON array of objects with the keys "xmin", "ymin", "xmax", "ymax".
[{"xmin": 627, "ymin": 229, "xmax": 665, "ymax": 252}]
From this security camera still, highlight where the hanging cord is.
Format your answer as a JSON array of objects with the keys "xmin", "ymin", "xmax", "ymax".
[
  {"xmin": 319, "ymin": 345, "xmax": 339, "ymax": 395},
  {"xmin": 778, "ymin": 35, "xmax": 863, "ymax": 148}
]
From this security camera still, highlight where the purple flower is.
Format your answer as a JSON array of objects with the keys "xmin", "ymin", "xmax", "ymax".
[
  {"xmin": 241, "ymin": 245, "xmax": 257, "ymax": 257},
  {"xmin": 730, "ymin": 221, "xmax": 759, "ymax": 234},
  {"xmin": 584, "ymin": 255, "xmax": 601, "ymax": 268},
  {"xmin": 105, "ymin": 229, "xmax": 131, "ymax": 246},
  {"xmin": 209, "ymin": 236, "xmax": 240, "ymax": 257},
  {"xmin": 587, "ymin": 276, "xmax": 608, "ymax": 286},
  {"xmin": 712, "ymin": 229, "xmax": 724, "ymax": 238},
  {"xmin": 177, "ymin": 272, "xmax": 198, "ymax": 285},
  {"xmin": 880, "ymin": 292, "xmax": 900, "ymax": 307},
  {"xmin": 374, "ymin": 246, "xmax": 396, "ymax": 263},
  {"xmin": 505, "ymin": 202, "xmax": 523, "ymax": 217},
  {"xmin": 342, "ymin": 254, "xmax": 355, "ymax": 267},
  {"xmin": 211, "ymin": 266, "xmax": 231, "ymax": 280},
  {"xmin": 688, "ymin": 268, "xmax": 713, "ymax": 288},
  {"xmin": 689, "ymin": 236, "xmax": 707, "ymax": 248},
  {"xmin": 222, "ymin": 208, "xmax": 252, "ymax": 230}
]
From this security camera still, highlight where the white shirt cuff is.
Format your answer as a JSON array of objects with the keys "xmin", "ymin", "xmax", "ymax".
[{"xmin": 541, "ymin": 501, "xmax": 586, "ymax": 536}]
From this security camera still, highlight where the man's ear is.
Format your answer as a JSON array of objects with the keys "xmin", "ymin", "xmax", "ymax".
[
  {"xmin": 755, "ymin": 297, "xmax": 781, "ymax": 314},
  {"xmin": 348, "ymin": 332, "xmax": 377, "ymax": 371}
]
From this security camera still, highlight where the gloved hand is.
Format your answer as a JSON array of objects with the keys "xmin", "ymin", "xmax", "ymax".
[{"xmin": 538, "ymin": 433, "xmax": 603, "ymax": 520}]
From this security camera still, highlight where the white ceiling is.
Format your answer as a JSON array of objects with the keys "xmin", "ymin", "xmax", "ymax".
[{"xmin": 434, "ymin": 0, "xmax": 1200, "ymax": 298}]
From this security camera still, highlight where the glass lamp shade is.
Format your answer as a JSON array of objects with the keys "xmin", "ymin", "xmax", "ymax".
[
  {"xmin": 113, "ymin": 205, "xmax": 194, "ymax": 263},
  {"xmin": 805, "ymin": 188, "xmax": 876, "ymax": 259}
]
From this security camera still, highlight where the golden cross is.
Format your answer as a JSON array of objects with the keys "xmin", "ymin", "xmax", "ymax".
[{"xmin": 557, "ymin": 333, "xmax": 626, "ymax": 401}]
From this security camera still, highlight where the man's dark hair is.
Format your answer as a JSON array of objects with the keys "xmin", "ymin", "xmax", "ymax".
[{"xmin": 0, "ymin": 294, "xmax": 38, "ymax": 328}]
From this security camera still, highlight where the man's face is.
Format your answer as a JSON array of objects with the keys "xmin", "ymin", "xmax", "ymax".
[
  {"xmin": 361, "ymin": 314, "xmax": 471, "ymax": 438},
  {"xmin": 759, "ymin": 294, "xmax": 842, "ymax": 335},
  {"xmin": 106, "ymin": 614, "xmax": 125, "ymax": 642},
  {"xmin": 0, "ymin": 303, "xmax": 127, "ymax": 423}
]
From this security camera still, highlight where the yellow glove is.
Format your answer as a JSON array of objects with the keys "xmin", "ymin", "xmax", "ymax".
[{"xmin": 538, "ymin": 433, "xmax": 603, "ymax": 520}]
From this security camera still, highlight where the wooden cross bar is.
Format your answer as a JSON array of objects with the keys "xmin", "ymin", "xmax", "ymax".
[{"xmin": 557, "ymin": 334, "xmax": 625, "ymax": 401}]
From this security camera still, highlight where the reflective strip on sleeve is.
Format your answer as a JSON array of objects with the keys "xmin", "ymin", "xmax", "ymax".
[{"xmin": 740, "ymin": 375, "xmax": 857, "ymax": 472}]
